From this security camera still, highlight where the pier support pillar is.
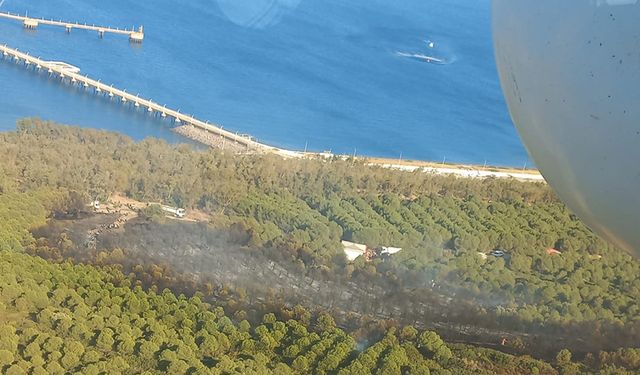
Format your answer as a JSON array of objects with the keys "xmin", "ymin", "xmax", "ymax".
[{"xmin": 23, "ymin": 19, "xmax": 39, "ymax": 30}]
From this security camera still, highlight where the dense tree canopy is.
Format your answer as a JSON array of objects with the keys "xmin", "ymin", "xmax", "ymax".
[
  {"xmin": 1, "ymin": 248, "xmax": 637, "ymax": 374},
  {"xmin": 0, "ymin": 119, "xmax": 639, "ymax": 374}
]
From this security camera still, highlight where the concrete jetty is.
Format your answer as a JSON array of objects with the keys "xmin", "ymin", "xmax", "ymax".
[
  {"xmin": 0, "ymin": 11, "xmax": 144, "ymax": 42},
  {"xmin": 0, "ymin": 44, "xmax": 272, "ymax": 150}
]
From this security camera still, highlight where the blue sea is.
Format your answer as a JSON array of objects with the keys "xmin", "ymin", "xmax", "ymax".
[{"xmin": 0, "ymin": 0, "xmax": 531, "ymax": 167}]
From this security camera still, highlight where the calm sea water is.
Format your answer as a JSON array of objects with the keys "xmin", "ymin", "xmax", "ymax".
[{"xmin": 0, "ymin": 0, "xmax": 531, "ymax": 167}]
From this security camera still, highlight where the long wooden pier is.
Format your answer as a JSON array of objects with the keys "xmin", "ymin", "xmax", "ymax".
[
  {"xmin": 0, "ymin": 11, "xmax": 144, "ymax": 41},
  {"xmin": 0, "ymin": 44, "xmax": 271, "ymax": 150}
]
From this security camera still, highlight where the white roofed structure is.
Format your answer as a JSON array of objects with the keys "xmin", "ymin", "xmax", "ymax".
[
  {"xmin": 342, "ymin": 240, "xmax": 367, "ymax": 261},
  {"xmin": 381, "ymin": 246, "xmax": 402, "ymax": 255}
]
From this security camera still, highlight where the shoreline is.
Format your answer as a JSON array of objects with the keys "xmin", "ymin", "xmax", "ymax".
[
  {"xmin": 362, "ymin": 156, "xmax": 544, "ymax": 182},
  {"xmin": 173, "ymin": 124, "xmax": 545, "ymax": 182}
]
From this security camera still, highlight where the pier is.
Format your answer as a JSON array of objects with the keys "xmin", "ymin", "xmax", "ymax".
[
  {"xmin": 0, "ymin": 12, "xmax": 144, "ymax": 42},
  {"xmin": 0, "ymin": 44, "xmax": 271, "ymax": 151}
]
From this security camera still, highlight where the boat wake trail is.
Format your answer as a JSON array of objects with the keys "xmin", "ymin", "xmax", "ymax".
[{"xmin": 396, "ymin": 51, "xmax": 448, "ymax": 65}]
